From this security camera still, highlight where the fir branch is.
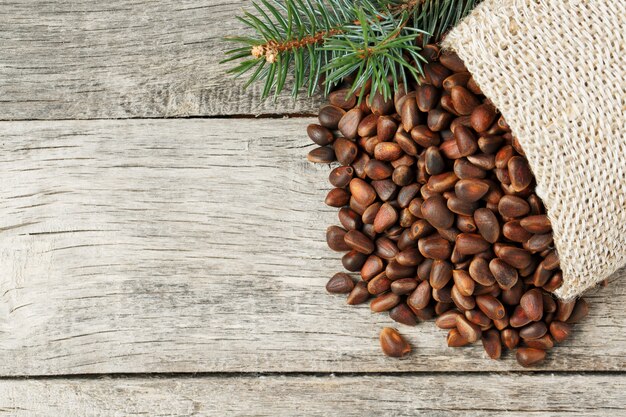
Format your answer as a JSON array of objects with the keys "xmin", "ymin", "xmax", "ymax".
[
  {"xmin": 222, "ymin": 0, "xmax": 479, "ymax": 102},
  {"xmin": 321, "ymin": 7, "xmax": 426, "ymax": 102}
]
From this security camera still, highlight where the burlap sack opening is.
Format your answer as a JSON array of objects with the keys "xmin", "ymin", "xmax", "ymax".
[{"xmin": 442, "ymin": 0, "xmax": 626, "ymax": 299}]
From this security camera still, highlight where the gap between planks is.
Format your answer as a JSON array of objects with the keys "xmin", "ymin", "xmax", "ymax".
[
  {"xmin": 0, "ymin": 370, "xmax": 625, "ymax": 380},
  {"xmin": 0, "ymin": 114, "xmax": 318, "ymax": 123}
]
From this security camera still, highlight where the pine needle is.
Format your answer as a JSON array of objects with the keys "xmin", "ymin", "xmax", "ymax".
[{"xmin": 222, "ymin": 0, "xmax": 479, "ymax": 102}]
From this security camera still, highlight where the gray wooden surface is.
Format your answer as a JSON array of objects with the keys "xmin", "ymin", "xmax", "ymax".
[
  {"xmin": 0, "ymin": 1, "xmax": 624, "ymax": 415},
  {"xmin": 0, "ymin": 0, "xmax": 320, "ymax": 120},
  {"xmin": 0, "ymin": 374, "xmax": 624, "ymax": 416}
]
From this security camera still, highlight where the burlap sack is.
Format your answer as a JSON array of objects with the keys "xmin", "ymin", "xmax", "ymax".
[{"xmin": 442, "ymin": 0, "xmax": 626, "ymax": 299}]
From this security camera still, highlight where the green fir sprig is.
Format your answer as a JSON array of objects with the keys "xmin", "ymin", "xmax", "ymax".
[{"xmin": 222, "ymin": 0, "xmax": 478, "ymax": 102}]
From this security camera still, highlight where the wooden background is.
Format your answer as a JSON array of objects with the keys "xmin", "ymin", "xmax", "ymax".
[{"xmin": 0, "ymin": 1, "xmax": 624, "ymax": 415}]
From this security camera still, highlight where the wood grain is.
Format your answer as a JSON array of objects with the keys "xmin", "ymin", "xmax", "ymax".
[
  {"xmin": 0, "ymin": 118, "xmax": 624, "ymax": 376},
  {"xmin": 0, "ymin": 1, "xmax": 320, "ymax": 120},
  {"xmin": 0, "ymin": 374, "xmax": 625, "ymax": 416}
]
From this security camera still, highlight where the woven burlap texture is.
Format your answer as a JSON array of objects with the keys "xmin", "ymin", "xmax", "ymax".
[{"xmin": 443, "ymin": 0, "xmax": 626, "ymax": 299}]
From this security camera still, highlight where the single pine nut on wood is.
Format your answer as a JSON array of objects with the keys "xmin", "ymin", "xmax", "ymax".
[
  {"xmin": 326, "ymin": 273, "xmax": 355, "ymax": 294},
  {"xmin": 380, "ymin": 328, "xmax": 411, "ymax": 357},
  {"xmin": 307, "ymin": 146, "xmax": 335, "ymax": 163},
  {"xmin": 307, "ymin": 45, "xmax": 592, "ymax": 365}
]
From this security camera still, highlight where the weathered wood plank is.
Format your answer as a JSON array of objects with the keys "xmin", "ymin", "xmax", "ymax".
[
  {"xmin": 0, "ymin": 118, "xmax": 624, "ymax": 375},
  {"xmin": 0, "ymin": 374, "xmax": 625, "ymax": 416},
  {"xmin": 0, "ymin": 1, "xmax": 321, "ymax": 120}
]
